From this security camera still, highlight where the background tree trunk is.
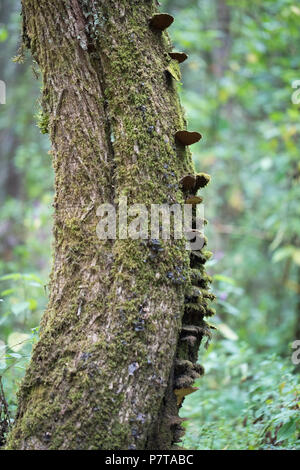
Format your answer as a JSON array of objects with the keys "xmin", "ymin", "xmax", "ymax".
[
  {"xmin": 6, "ymin": 0, "xmax": 213, "ymax": 450},
  {"xmin": 212, "ymin": 0, "xmax": 231, "ymax": 79},
  {"xmin": 0, "ymin": 0, "xmax": 23, "ymax": 261}
]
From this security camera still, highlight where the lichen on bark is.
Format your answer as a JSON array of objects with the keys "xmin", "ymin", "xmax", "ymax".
[{"xmin": 6, "ymin": 0, "xmax": 214, "ymax": 450}]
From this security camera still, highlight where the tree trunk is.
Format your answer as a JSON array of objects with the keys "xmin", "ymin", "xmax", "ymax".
[
  {"xmin": 212, "ymin": 0, "xmax": 231, "ymax": 79},
  {"xmin": 6, "ymin": 0, "xmax": 213, "ymax": 450}
]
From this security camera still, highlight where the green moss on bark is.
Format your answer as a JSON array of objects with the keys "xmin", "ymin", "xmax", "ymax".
[{"xmin": 6, "ymin": 0, "xmax": 214, "ymax": 450}]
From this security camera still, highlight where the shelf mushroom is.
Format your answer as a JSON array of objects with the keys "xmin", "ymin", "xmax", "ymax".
[
  {"xmin": 175, "ymin": 130, "xmax": 202, "ymax": 146},
  {"xmin": 185, "ymin": 196, "xmax": 203, "ymax": 205},
  {"xmin": 169, "ymin": 52, "xmax": 188, "ymax": 63},
  {"xmin": 180, "ymin": 172, "xmax": 211, "ymax": 196},
  {"xmin": 149, "ymin": 13, "xmax": 174, "ymax": 31},
  {"xmin": 174, "ymin": 386, "xmax": 199, "ymax": 406},
  {"xmin": 195, "ymin": 172, "xmax": 211, "ymax": 191},
  {"xmin": 179, "ymin": 175, "xmax": 196, "ymax": 191}
]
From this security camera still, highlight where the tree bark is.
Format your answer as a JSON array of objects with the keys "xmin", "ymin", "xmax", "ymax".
[{"xmin": 6, "ymin": 0, "xmax": 213, "ymax": 450}]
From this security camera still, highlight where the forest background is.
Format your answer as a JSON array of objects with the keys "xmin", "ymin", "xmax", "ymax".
[{"xmin": 0, "ymin": 0, "xmax": 299, "ymax": 450}]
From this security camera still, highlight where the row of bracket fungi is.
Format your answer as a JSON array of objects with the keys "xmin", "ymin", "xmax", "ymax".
[
  {"xmin": 149, "ymin": 13, "xmax": 207, "ymax": 254},
  {"xmin": 149, "ymin": 11, "xmax": 209, "ymax": 243},
  {"xmin": 173, "ymin": 170, "xmax": 215, "ymax": 444},
  {"xmin": 148, "ymin": 12, "xmax": 215, "ymax": 446},
  {"xmin": 150, "ymin": 13, "xmax": 202, "ymax": 168}
]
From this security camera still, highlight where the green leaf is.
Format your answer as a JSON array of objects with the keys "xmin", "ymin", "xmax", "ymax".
[
  {"xmin": 11, "ymin": 301, "xmax": 30, "ymax": 316},
  {"xmin": 1, "ymin": 288, "xmax": 15, "ymax": 296},
  {"xmin": 8, "ymin": 352, "xmax": 22, "ymax": 359},
  {"xmin": 218, "ymin": 323, "xmax": 238, "ymax": 341},
  {"xmin": 292, "ymin": 249, "xmax": 300, "ymax": 266},
  {"xmin": 0, "ymin": 28, "xmax": 8, "ymax": 42},
  {"xmin": 272, "ymin": 246, "xmax": 295, "ymax": 263},
  {"xmin": 28, "ymin": 298, "xmax": 38, "ymax": 311},
  {"xmin": 8, "ymin": 332, "xmax": 30, "ymax": 352},
  {"xmin": 214, "ymin": 274, "xmax": 236, "ymax": 286},
  {"xmin": 0, "ymin": 273, "xmax": 22, "ymax": 281},
  {"xmin": 277, "ymin": 419, "xmax": 297, "ymax": 441}
]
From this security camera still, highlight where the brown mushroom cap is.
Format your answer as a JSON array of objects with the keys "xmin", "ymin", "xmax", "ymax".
[
  {"xmin": 175, "ymin": 130, "xmax": 202, "ymax": 146},
  {"xmin": 169, "ymin": 52, "xmax": 188, "ymax": 63},
  {"xmin": 149, "ymin": 13, "xmax": 174, "ymax": 31},
  {"xmin": 185, "ymin": 196, "xmax": 203, "ymax": 205},
  {"xmin": 195, "ymin": 172, "xmax": 211, "ymax": 190},
  {"xmin": 179, "ymin": 174, "xmax": 196, "ymax": 190},
  {"xmin": 174, "ymin": 386, "xmax": 199, "ymax": 406}
]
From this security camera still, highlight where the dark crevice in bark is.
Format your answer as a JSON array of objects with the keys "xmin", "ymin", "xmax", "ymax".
[
  {"xmin": 90, "ymin": 53, "xmax": 117, "ymax": 203},
  {"xmin": 21, "ymin": 4, "xmax": 31, "ymax": 50},
  {"xmin": 75, "ymin": 0, "xmax": 116, "ymax": 203}
]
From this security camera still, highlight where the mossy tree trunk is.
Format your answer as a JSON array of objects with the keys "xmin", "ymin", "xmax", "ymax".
[{"xmin": 6, "ymin": 0, "xmax": 213, "ymax": 450}]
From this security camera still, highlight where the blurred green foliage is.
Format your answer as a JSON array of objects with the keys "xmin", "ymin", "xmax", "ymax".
[
  {"xmin": 181, "ymin": 343, "xmax": 299, "ymax": 449},
  {"xmin": 0, "ymin": 0, "xmax": 51, "ymax": 422},
  {"xmin": 0, "ymin": 0, "xmax": 299, "ymax": 449}
]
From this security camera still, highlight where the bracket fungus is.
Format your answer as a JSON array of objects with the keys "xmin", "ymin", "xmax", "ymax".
[
  {"xmin": 175, "ymin": 130, "xmax": 202, "ymax": 146},
  {"xmin": 195, "ymin": 172, "xmax": 211, "ymax": 191},
  {"xmin": 169, "ymin": 52, "xmax": 188, "ymax": 63},
  {"xmin": 185, "ymin": 196, "xmax": 203, "ymax": 205},
  {"xmin": 174, "ymin": 387, "xmax": 199, "ymax": 406},
  {"xmin": 179, "ymin": 174, "xmax": 196, "ymax": 191},
  {"xmin": 149, "ymin": 13, "xmax": 174, "ymax": 31},
  {"xmin": 180, "ymin": 172, "xmax": 210, "ymax": 193}
]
